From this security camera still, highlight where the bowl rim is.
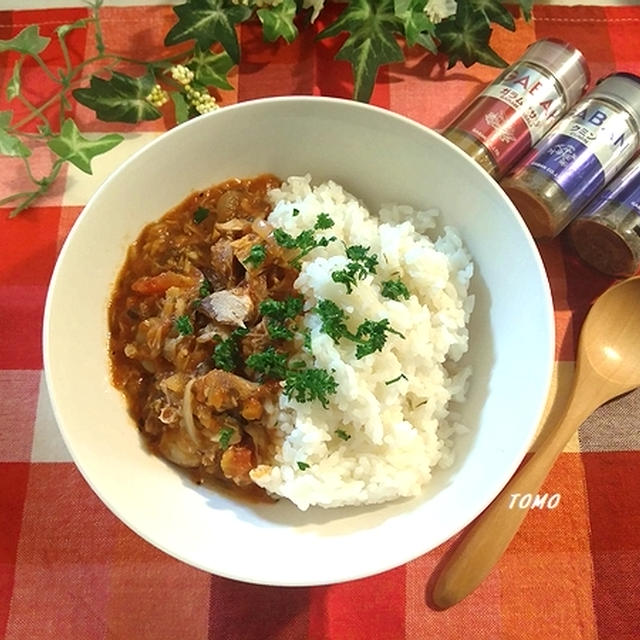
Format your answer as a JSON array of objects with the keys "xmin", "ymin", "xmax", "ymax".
[{"xmin": 42, "ymin": 95, "xmax": 556, "ymax": 585}]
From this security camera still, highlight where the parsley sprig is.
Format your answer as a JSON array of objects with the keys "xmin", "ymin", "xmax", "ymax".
[
  {"xmin": 315, "ymin": 299, "xmax": 404, "ymax": 358},
  {"xmin": 243, "ymin": 244, "xmax": 267, "ymax": 268},
  {"xmin": 212, "ymin": 327, "xmax": 249, "ymax": 371},
  {"xmin": 381, "ymin": 278, "xmax": 410, "ymax": 301},
  {"xmin": 175, "ymin": 314, "xmax": 194, "ymax": 336},
  {"xmin": 354, "ymin": 319, "xmax": 404, "ymax": 359},
  {"xmin": 331, "ymin": 245, "xmax": 378, "ymax": 293},
  {"xmin": 284, "ymin": 363, "xmax": 338, "ymax": 408},
  {"xmin": 272, "ymin": 214, "xmax": 336, "ymax": 268},
  {"xmin": 245, "ymin": 346, "xmax": 288, "ymax": 380},
  {"xmin": 259, "ymin": 296, "xmax": 304, "ymax": 340}
]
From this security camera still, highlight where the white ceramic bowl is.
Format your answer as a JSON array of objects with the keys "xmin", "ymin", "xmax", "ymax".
[{"xmin": 43, "ymin": 96, "xmax": 554, "ymax": 586}]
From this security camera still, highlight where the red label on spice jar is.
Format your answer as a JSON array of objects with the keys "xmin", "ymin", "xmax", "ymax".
[
  {"xmin": 453, "ymin": 62, "xmax": 566, "ymax": 173},
  {"xmin": 452, "ymin": 96, "xmax": 532, "ymax": 173}
]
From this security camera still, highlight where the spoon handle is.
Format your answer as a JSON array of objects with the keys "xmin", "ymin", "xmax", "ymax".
[{"xmin": 431, "ymin": 382, "xmax": 599, "ymax": 610}]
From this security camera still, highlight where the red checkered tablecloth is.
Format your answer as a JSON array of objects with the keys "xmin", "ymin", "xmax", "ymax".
[{"xmin": 1, "ymin": 3, "xmax": 639, "ymax": 639}]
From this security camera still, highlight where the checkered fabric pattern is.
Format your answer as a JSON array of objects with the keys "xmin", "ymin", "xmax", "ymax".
[{"xmin": 1, "ymin": 4, "xmax": 639, "ymax": 639}]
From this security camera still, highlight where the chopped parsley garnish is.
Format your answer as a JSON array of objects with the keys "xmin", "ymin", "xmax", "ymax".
[
  {"xmin": 212, "ymin": 328, "xmax": 249, "ymax": 371},
  {"xmin": 297, "ymin": 461, "xmax": 310, "ymax": 471},
  {"xmin": 265, "ymin": 321, "xmax": 295, "ymax": 340},
  {"xmin": 331, "ymin": 245, "xmax": 379, "ymax": 293},
  {"xmin": 316, "ymin": 299, "xmax": 353, "ymax": 343},
  {"xmin": 245, "ymin": 346, "xmax": 288, "ymax": 380},
  {"xmin": 315, "ymin": 212, "xmax": 334, "ymax": 230},
  {"xmin": 175, "ymin": 315, "xmax": 194, "ymax": 336},
  {"xmin": 259, "ymin": 296, "xmax": 304, "ymax": 341},
  {"xmin": 284, "ymin": 364, "xmax": 338, "ymax": 409},
  {"xmin": 354, "ymin": 319, "xmax": 404, "ymax": 359},
  {"xmin": 272, "ymin": 218, "xmax": 336, "ymax": 269},
  {"xmin": 243, "ymin": 244, "xmax": 267, "ymax": 268},
  {"xmin": 292, "ymin": 208, "xmax": 300, "ymax": 217},
  {"xmin": 335, "ymin": 429, "xmax": 351, "ymax": 441},
  {"xmin": 315, "ymin": 299, "xmax": 403, "ymax": 358},
  {"xmin": 385, "ymin": 373, "xmax": 408, "ymax": 385},
  {"xmin": 302, "ymin": 329, "xmax": 312, "ymax": 352},
  {"xmin": 193, "ymin": 207, "xmax": 209, "ymax": 224},
  {"xmin": 199, "ymin": 278, "xmax": 212, "ymax": 298},
  {"xmin": 259, "ymin": 296, "xmax": 304, "ymax": 320},
  {"xmin": 381, "ymin": 278, "xmax": 410, "ymax": 301},
  {"xmin": 218, "ymin": 427, "xmax": 234, "ymax": 451}
]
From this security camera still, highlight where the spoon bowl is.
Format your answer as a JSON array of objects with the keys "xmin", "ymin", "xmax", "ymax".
[
  {"xmin": 579, "ymin": 276, "xmax": 640, "ymax": 391},
  {"xmin": 431, "ymin": 275, "xmax": 640, "ymax": 609}
]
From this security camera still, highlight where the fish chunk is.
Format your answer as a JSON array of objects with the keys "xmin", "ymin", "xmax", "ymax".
[{"xmin": 200, "ymin": 289, "xmax": 253, "ymax": 327}]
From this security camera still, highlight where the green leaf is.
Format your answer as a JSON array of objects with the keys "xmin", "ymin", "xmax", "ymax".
[
  {"xmin": 72, "ymin": 71, "xmax": 162, "ymax": 123},
  {"xmin": 165, "ymin": 0, "xmax": 252, "ymax": 64},
  {"xmin": 394, "ymin": 0, "xmax": 436, "ymax": 51},
  {"xmin": 189, "ymin": 47, "xmax": 234, "ymax": 90},
  {"xmin": 171, "ymin": 91, "xmax": 190, "ymax": 124},
  {"xmin": 435, "ymin": 2, "xmax": 508, "ymax": 69},
  {"xmin": 0, "ymin": 25, "xmax": 50, "ymax": 55},
  {"xmin": 56, "ymin": 18, "xmax": 89, "ymax": 40},
  {"xmin": 469, "ymin": 0, "xmax": 515, "ymax": 31},
  {"xmin": 319, "ymin": 0, "xmax": 404, "ymax": 102},
  {"xmin": 6, "ymin": 58, "xmax": 22, "ymax": 101},
  {"xmin": 47, "ymin": 119, "xmax": 123, "ymax": 174},
  {"xmin": 257, "ymin": 0, "xmax": 299, "ymax": 44},
  {"xmin": 0, "ymin": 129, "xmax": 31, "ymax": 158},
  {"xmin": 516, "ymin": 0, "xmax": 533, "ymax": 20}
]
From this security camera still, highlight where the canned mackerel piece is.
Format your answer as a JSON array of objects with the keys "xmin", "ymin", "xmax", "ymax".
[
  {"xmin": 502, "ymin": 73, "xmax": 640, "ymax": 239},
  {"xmin": 569, "ymin": 156, "xmax": 640, "ymax": 277},
  {"xmin": 443, "ymin": 38, "xmax": 589, "ymax": 179}
]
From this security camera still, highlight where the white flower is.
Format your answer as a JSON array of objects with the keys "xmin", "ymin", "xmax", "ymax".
[
  {"xmin": 302, "ymin": 0, "xmax": 325, "ymax": 22},
  {"xmin": 146, "ymin": 84, "xmax": 169, "ymax": 108},
  {"xmin": 424, "ymin": 0, "xmax": 457, "ymax": 24},
  {"xmin": 184, "ymin": 84, "xmax": 219, "ymax": 115},
  {"xmin": 170, "ymin": 64, "xmax": 195, "ymax": 86}
]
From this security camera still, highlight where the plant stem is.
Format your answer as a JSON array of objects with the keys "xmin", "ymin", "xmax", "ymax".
[
  {"xmin": 7, "ymin": 159, "xmax": 64, "ymax": 218},
  {"xmin": 17, "ymin": 93, "xmax": 52, "ymax": 131},
  {"xmin": 32, "ymin": 53, "xmax": 60, "ymax": 83}
]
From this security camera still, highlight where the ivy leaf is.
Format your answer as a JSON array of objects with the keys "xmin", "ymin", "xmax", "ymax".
[
  {"xmin": 318, "ymin": 0, "xmax": 404, "ymax": 102},
  {"xmin": 516, "ymin": 0, "xmax": 533, "ymax": 21},
  {"xmin": 6, "ymin": 58, "xmax": 22, "ymax": 101},
  {"xmin": 469, "ymin": 0, "xmax": 515, "ymax": 31},
  {"xmin": 47, "ymin": 119, "xmax": 123, "ymax": 174},
  {"xmin": 188, "ymin": 47, "xmax": 234, "ymax": 90},
  {"xmin": 0, "ymin": 110, "xmax": 30, "ymax": 159},
  {"xmin": 165, "ymin": 0, "xmax": 252, "ymax": 65},
  {"xmin": 72, "ymin": 71, "xmax": 162, "ymax": 123},
  {"xmin": 0, "ymin": 25, "xmax": 50, "ymax": 55},
  {"xmin": 56, "ymin": 18, "xmax": 89, "ymax": 40},
  {"xmin": 0, "ymin": 130, "xmax": 31, "ymax": 158},
  {"xmin": 435, "ymin": 2, "xmax": 507, "ymax": 69},
  {"xmin": 171, "ymin": 91, "xmax": 190, "ymax": 124},
  {"xmin": 257, "ymin": 0, "xmax": 299, "ymax": 44},
  {"xmin": 394, "ymin": 0, "xmax": 437, "ymax": 52}
]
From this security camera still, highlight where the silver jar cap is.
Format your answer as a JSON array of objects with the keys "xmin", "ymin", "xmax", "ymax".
[
  {"xmin": 591, "ymin": 73, "xmax": 640, "ymax": 128},
  {"xmin": 523, "ymin": 38, "xmax": 590, "ymax": 105}
]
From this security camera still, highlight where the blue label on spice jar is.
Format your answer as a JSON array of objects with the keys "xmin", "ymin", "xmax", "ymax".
[
  {"xmin": 528, "ymin": 101, "xmax": 639, "ymax": 208},
  {"xmin": 530, "ymin": 133, "xmax": 605, "ymax": 204},
  {"xmin": 586, "ymin": 159, "xmax": 640, "ymax": 216}
]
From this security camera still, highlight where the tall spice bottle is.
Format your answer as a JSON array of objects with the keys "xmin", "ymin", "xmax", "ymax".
[{"xmin": 443, "ymin": 39, "xmax": 589, "ymax": 179}]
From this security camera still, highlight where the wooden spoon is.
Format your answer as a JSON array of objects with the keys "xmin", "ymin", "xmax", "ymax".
[{"xmin": 431, "ymin": 275, "xmax": 640, "ymax": 610}]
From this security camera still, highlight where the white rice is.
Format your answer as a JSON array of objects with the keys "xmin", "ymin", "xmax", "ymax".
[{"xmin": 249, "ymin": 175, "xmax": 474, "ymax": 510}]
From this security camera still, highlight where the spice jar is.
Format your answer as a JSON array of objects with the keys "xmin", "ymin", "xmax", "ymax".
[
  {"xmin": 569, "ymin": 156, "xmax": 640, "ymax": 276},
  {"xmin": 502, "ymin": 73, "xmax": 640, "ymax": 239},
  {"xmin": 443, "ymin": 38, "xmax": 589, "ymax": 179}
]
